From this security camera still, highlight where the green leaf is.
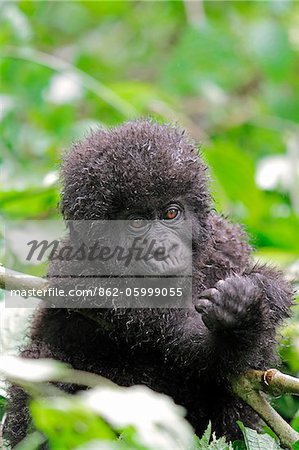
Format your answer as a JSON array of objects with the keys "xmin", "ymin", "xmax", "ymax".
[
  {"xmin": 0, "ymin": 395, "xmax": 7, "ymax": 422},
  {"xmin": 237, "ymin": 422, "xmax": 283, "ymax": 450},
  {"xmin": 204, "ymin": 141, "xmax": 266, "ymax": 223},
  {"xmin": 292, "ymin": 415, "xmax": 299, "ymax": 433},
  {"xmin": 293, "ymin": 441, "xmax": 299, "ymax": 450},
  {"xmin": 232, "ymin": 441, "xmax": 246, "ymax": 450},
  {"xmin": 247, "ymin": 20, "xmax": 294, "ymax": 81},
  {"xmin": 200, "ymin": 422, "xmax": 212, "ymax": 446},
  {"xmin": 30, "ymin": 397, "xmax": 116, "ymax": 450},
  {"xmin": 191, "ymin": 422, "xmax": 233, "ymax": 449}
]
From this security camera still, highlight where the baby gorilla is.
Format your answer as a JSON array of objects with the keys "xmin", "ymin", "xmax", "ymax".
[{"xmin": 4, "ymin": 120, "xmax": 293, "ymax": 446}]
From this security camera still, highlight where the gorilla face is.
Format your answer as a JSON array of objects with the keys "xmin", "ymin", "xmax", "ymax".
[
  {"xmin": 58, "ymin": 120, "xmax": 211, "ymax": 308},
  {"xmin": 117, "ymin": 200, "xmax": 192, "ymax": 277}
]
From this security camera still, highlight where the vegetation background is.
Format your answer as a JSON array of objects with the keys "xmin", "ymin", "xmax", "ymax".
[{"xmin": 0, "ymin": 1, "xmax": 298, "ymax": 448}]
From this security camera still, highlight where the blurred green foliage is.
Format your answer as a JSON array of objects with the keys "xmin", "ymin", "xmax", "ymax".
[
  {"xmin": 0, "ymin": 0, "xmax": 298, "ymax": 434},
  {"xmin": 1, "ymin": 1, "xmax": 299, "ymax": 258}
]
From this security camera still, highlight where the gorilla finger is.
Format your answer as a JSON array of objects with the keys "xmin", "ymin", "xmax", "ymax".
[
  {"xmin": 198, "ymin": 288, "xmax": 220, "ymax": 302},
  {"xmin": 194, "ymin": 298, "xmax": 213, "ymax": 314}
]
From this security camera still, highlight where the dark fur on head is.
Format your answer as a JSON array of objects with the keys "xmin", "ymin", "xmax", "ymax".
[
  {"xmin": 4, "ymin": 119, "xmax": 293, "ymax": 447},
  {"xmin": 61, "ymin": 120, "xmax": 210, "ymax": 220}
]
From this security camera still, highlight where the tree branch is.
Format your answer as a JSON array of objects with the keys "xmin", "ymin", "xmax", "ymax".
[
  {"xmin": 1, "ymin": 264, "xmax": 299, "ymax": 447},
  {"xmin": 231, "ymin": 370, "xmax": 299, "ymax": 447},
  {"xmin": 0, "ymin": 264, "xmax": 48, "ymax": 294}
]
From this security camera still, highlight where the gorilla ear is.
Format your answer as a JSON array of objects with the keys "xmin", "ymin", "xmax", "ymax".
[
  {"xmin": 67, "ymin": 220, "xmax": 75, "ymax": 236},
  {"xmin": 67, "ymin": 220, "xmax": 85, "ymax": 240},
  {"xmin": 64, "ymin": 220, "xmax": 80, "ymax": 241},
  {"xmin": 60, "ymin": 200, "xmax": 67, "ymax": 220}
]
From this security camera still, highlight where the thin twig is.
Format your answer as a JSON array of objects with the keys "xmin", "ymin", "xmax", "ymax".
[
  {"xmin": 0, "ymin": 265, "xmax": 48, "ymax": 294},
  {"xmin": 0, "ymin": 47, "xmax": 137, "ymax": 118},
  {"xmin": 231, "ymin": 369, "xmax": 299, "ymax": 448}
]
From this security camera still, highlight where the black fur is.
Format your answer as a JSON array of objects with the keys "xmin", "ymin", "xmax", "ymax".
[{"xmin": 4, "ymin": 120, "xmax": 293, "ymax": 446}]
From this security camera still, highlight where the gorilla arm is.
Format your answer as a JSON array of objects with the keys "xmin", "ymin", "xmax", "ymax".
[
  {"xmin": 163, "ymin": 216, "xmax": 293, "ymax": 379},
  {"xmin": 194, "ymin": 267, "xmax": 292, "ymax": 375}
]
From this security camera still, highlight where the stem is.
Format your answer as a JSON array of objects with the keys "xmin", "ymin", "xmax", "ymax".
[
  {"xmin": 0, "ymin": 265, "xmax": 48, "ymax": 294},
  {"xmin": 231, "ymin": 370, "xmax": 299, "ymax": 448},
  {"xmin": 0, "ymin": 264, "xmax": 114, "ymax": 330},
  {"xmin": 245, "ymin": 368, "xmax": 299, "ymax": 396},
  {"xmin": 0, "ymin": 356, "xmax": 117, "ymax": 392},
  {"xmin": 183, "ymin": 0, "xmax": 206, "ymax": 28},
  {"xmin": 0, "ymin": 47, "xmax": 137, "ymax": 118},
  {"xmin": 286, "ymin": 132, "xmax": 299, "ymax": 216}
]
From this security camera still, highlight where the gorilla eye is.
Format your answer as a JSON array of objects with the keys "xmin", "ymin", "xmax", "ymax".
[
  {"xmin": 163, "ymin": 205, "xmax": 181, "ymax": 221},
  {"xmin": 130, "ymin": 218, "xmax": 147, "ymax": 229}
]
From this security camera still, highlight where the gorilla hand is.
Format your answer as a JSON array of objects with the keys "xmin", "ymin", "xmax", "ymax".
[{"xmin": 195, "ymin": 276, "xmax": 269, "ymax": 333}]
